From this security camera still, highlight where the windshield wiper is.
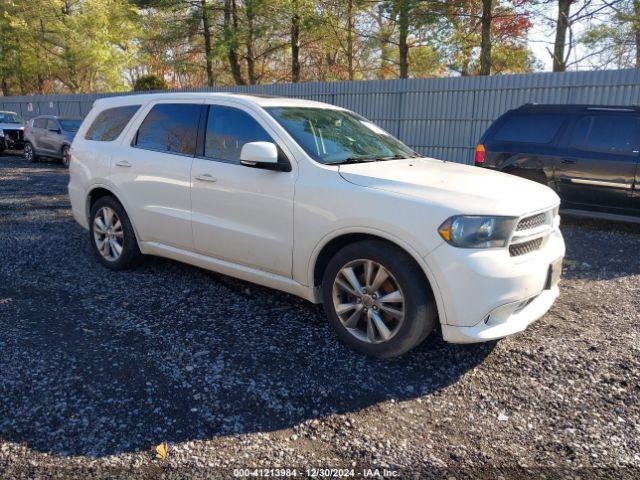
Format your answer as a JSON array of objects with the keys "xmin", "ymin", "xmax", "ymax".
[{"xmin": 327, "ymin": 154, "xmax": 412, "ymax": 165}]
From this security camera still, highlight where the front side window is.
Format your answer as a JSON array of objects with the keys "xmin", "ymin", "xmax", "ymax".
[
  {"xmin": 493, "ymin": 114, "xmax": 565, "ymax": 144},
  {"xmin": 135, "ymin": 103, "xmax": 201, "ymax": 155},
  {"xmin": 46, "ymin": 119, "xmax": 59, "ymax": 131},
  {"xmin": 204, "ymin": 105, "xmax": 273, "ymax": 163},
  {"xmin": 571, "ymin": 115, "xmax": 639, "ymax": 155},
  {"xmin": 85, "ymin": 105, "xmax": 140, "ymax": 141},
  {"xmin": 266, "ymin": 107, "xmax": 415, "ymax": 164}
]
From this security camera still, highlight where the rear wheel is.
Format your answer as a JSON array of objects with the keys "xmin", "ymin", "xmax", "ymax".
[
  {"xmin": 89, "ymin": 196, "xmax": 142, "ymax": 270},
  {"xmin": 61, "ymin": 145, "xmax": 70, "ymax": 167},
  {"xmin": 322, "ymin": 240, "xmax": 436, "ymax": 358},
  {"xmin": 24, "ymin": 142, "xmax": 37, "ymax": 162}
]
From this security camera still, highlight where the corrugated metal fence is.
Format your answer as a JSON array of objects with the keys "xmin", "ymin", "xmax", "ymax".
[{"xmin": 2, "ymin": 69, "xmax": 639, "ymax": 164}]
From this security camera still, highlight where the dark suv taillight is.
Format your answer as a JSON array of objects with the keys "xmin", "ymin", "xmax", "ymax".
[{"xmin": 474, "ymin": 144, "xmax": 486, "ymax": 166}]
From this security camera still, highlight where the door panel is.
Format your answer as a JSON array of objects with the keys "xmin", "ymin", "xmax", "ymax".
[
  {"xmin": 191, "ymin": 160, "xmax": 295, "ymax": 276},
  {"xmin": 190, "ymin": 104, "xmax": 295, "ymax": 277},
  {"xmin": 555, "ymin": 115, "xmax": 639, "ymax": 214},
  {"xmin": 111, "ymin": 148, "xmax": 194, "ymax": 250},
  {"xmin": 37, "ymin": 119, "xmax": 57, "ymax": 153}
]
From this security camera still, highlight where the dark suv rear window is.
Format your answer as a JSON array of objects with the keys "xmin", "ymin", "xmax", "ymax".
[
  {"xmin": 85, "ymin": 105, "xmax": 140, "ymax": 141},
  {"xmin": 493, "ymin": 114, "xmax": 565, "ymax": 144}
]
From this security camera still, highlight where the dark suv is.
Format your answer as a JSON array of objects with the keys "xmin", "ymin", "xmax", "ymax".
[{"xmin": 476, "ymin": 104, "xmax": 640, "ymax": 223}]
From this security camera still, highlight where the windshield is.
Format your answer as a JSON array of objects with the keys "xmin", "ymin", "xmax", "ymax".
[
  {"xmin": 0, "ymin": 112, "xmax": 24, "ymax": 124},
  {"xmin": 59, "ymin": 119, "xmax": 82, "ymax": 132},
  {"xmin": 265, "ymin": 107, "xmax": 416, "ymax": 164}
]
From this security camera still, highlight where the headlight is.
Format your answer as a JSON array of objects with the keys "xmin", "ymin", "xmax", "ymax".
[{"xmin": 438, "ymin": 215, "xmax": 516, "ymax": 248}]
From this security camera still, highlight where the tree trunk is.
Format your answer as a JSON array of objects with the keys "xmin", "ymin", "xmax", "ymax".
[
  {"xmin": 224, "ymin": 0, "xmax": 245, "ymax": 85},
  {"xmin": 635, "ymin": 0, "xmax": 640, "ymax": 68},
  {"xmin": 1, "ymin": 78, "xmax": 9, "ymax": 96},
  {"xmin": 398, "ymin": 0, "xmax": 409, "ymax": 79},
  {"xmin": 479, "ymin": 0, "xmax": 492, "ymax": 75},
  {"xmin": 553, "ymin": 0, "xmax": 571, "ymax": 72},
  {"xmin": 291, "ymin": 0, "xmax": 300, "ymax": 83},
  {"xmin": 346, "ymin": 0, "xmax": 354, "ymax": 80},
  {"xmin": 201, "ymin": 0, "xmax": 214, "ymax": 87},
  {"xmin": 245, "ymin": 1, "xmax": 257, "ymax": 85}
]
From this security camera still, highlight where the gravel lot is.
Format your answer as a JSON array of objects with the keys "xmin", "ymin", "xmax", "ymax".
[{"xmin": 0, "ymin": 153, "xmax": 639, "ymax": 478}]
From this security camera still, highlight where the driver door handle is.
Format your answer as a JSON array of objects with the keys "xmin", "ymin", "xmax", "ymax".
[
  {"xmin": 115, "ymin": 160, "xmax": 132, "ymax": 167},
  {"xmin": 195, "ymin": 173, "xmax": 218, "ymax": 183}
]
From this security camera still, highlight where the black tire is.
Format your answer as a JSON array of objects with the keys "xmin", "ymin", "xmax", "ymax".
[
  {"xmin": 61, "ymin": 145, "xmax": 70, "ymax": 168},
  {"xmin": 89, "ymin": 196, "xmax": 142, "ymax": 270},
  {"xmin": 24, "ymin": 142, "xmax": 37, "ymax": 162},
  {"xmin": 322, "ymin": 240, "xmax": 437, "ymax": 358}
]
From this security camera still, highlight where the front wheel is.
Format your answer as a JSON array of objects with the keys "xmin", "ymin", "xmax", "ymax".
[
  {"xmin": 24, "ymin": 142, "xmax": 37, "ymax": 162},
  {"xmin": 322, "ymin": 240, "xmax": 436, "ymax": 358}
]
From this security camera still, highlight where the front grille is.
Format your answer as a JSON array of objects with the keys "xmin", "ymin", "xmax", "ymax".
[
  {"xmin": 3, "ymin": 129, "xmax": 24, "ymax": 142},
  {"xmin": 516, "ymin": 212, "xmax": 546, "ymax": 231},
  {"xmin": 509, "ymin": 237, "xmax": 543, "ymax": 257}
]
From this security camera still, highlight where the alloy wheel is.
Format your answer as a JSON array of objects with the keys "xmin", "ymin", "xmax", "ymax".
[
  {"xmin": 93, "ymin": 207, "xmax": 124, "ymax": 261},
  {"xmin": 332, "ymin": 259, "xmax": 405, "ymax": 344},
  {"xmin": 24, "ymin": 144, "xmax": 33, "ymax": 161}
]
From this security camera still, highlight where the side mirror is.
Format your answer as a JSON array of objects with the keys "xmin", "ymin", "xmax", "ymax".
[
  {"xmin": 240, "ymin": 141, "xmax": 281, "ymax": 170},
  {"xmin": 49, "ymin": 128, "xmax": 61, "ymax": 134}
]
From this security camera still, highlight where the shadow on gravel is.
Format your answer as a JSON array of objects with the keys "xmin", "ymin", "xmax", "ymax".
[
  {"xmin": 0, "ymin": 154, "xmax": 496, "ymax": 458},
  {"xmin": 0, "ymin": 267, "xmax": 496, "ymax": 458}
]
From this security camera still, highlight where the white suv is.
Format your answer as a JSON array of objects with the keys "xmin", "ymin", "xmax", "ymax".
[{"xmin": 68, "ymin": 93, "xmax": 565, "ymax": 358}]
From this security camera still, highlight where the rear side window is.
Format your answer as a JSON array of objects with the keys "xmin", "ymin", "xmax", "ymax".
[
  {"xmin": 85, "ymin": 105, "xmax": 140, "ymax": 141},
  {"xmin": 493, "ymin": 114, "xmax": 565, "ymax": 144},
  {"xmin": 134, "ymin": 103, "xmax": 201, "ymax": 155},
  {"xmin": 204, "ymin": 105, "xmax": 273, "ymax": 163},
  {"xmin": 570, "ymin": 115, "xmax": 640, "ymax": 155},
  {"xmin": 33, "ymin": 118, "xmax": 47, "ymax": 129}
]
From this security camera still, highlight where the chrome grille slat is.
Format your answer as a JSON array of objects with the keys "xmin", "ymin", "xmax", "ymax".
[
  {"xmin": 516, "ymin": 212, "xmax": 546, "ymax": 231},
  {"xmin": 509, "ymin": 237, "xmax": 543, "ymax": 257}
]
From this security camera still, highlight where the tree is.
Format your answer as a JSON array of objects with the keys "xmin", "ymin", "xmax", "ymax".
[
  {"xmin": 552, "ymin": 0, "xmax": 573, "ymax": 71},
  {"xmin": 133, "ymin": 74, "xmax": 168, "ymax": 90},
  {"xmin": 479, "ymin": 0, "xmax": 493, "ymax": 75},
  {"xmin": 444, "ymin": 0, "xmax": 534, "ymax": 75},
  {"xmin": 581, "ymin": 0, "xmax": 639, "ymax": 69}
]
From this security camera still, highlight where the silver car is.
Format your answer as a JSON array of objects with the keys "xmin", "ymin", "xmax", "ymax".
[{"xmin": 24, "ymin": 115, "xmax": 81, "ymax": 168}]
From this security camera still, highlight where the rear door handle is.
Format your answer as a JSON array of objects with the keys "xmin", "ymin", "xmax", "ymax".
[
  {"xmin": 561, "ymin": 159, "xmax": 576, "ymax": 164},
  {"xmin": 115, "ymin": 160, "xmax": 131, "ymax": 167},
  {"xmin": 195, "ymin": 173, "xmax": 217, "ymax": 182}
]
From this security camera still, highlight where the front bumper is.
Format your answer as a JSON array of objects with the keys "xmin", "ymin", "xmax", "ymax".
[
  {"xmin": 426, "ymin": 225, "xmax": 565, "ymax": 342},
  {"xmin": 441, "ymin": 285, "xmax": 559, "ymax": 343}
]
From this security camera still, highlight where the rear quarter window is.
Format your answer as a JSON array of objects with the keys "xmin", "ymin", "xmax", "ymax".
[
  {"xmin": 492, "ymin": 114, "xmax": 565, "ymax": 144},
  {"xmin": 85, "ymin": 105, "xmax": 141, "ymax": 141}
]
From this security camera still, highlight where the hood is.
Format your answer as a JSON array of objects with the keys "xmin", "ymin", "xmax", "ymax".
[
  {"xmin": 338, "ymin": 157, "xmax": 559, "ymax": 217},
  {"xmin": 0, "ymin": 123, "xmax": 24, "ymax": 131}
]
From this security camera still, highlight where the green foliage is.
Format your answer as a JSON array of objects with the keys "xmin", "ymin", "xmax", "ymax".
[
  {"xmin": 133, "ymin": 74, "xmax": 168, "ymax": 91},
  {"xmin": 0, "ymin": 0, "xmax": 599, "ymax": 95}
]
